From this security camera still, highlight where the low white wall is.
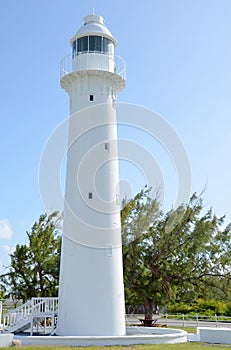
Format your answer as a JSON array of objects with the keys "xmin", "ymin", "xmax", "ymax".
[
  {"xmin": 0, "ymin": 334, "xmax": 14, "ymax": 347},
  {"xmin": 15, "ymin": 327, "xmax": 187, "ymax": 346},
  {"xmin": 198, "ymin": 327, "xmax": 231, "ymax": 344},
  {"xmin": 187, "ymin": 333, "xmax": 200, "ymax": 342}
]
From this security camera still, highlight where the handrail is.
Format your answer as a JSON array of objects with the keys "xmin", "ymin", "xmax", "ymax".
[
  {"xmin": 3, "ymin": 297, "xmax": 58, "ymax": 329},
  {"xmin": 3, "ymin": 300, "xmax": 32, "ymax": 328},
  {"xmin": 60, "ymin": 52, "xmax": 126, "ymax": 81},
  {"xmin": 4, "ymin": 299, "xmax": 31, "ymax": 316},
  {"xmin": 32, "ymin": 297, "xmax": 58, "ymax": 313}
]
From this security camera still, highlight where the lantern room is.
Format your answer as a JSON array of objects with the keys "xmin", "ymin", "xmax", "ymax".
[{"xmin": 70, "ymin": 14, "xmax": 116, "ymax": 58}]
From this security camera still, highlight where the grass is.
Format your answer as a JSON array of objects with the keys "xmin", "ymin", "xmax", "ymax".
[
  {"xmin": 1, "ymin": 344, "xmax": 231, "ymax": 350},
  {"xmin": 168, "ymin": 326, "xmax": 197, "ymax": 333}
]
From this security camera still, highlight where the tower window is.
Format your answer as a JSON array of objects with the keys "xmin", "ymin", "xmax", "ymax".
[
  {"xmin": 89, "ymin": 94, "xmax": 94, "ymax": 102},
  {"xmin": 88, "ymin": 192, "xmax": 93, "ymax": 199},
  {"xmin": 104, "ymin": 143, "xmax": 110, "ymax": 151}
]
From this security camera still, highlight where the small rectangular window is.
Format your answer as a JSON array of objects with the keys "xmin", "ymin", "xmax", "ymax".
[
  {"xmin": 88, "ymin": 192, "xmax": 93, "ymax": 199},
  {"xmin": 104, "ymin": 143, "xmax": 110, "ymax": 151},
  {"xmin": 89, "ymin": 94, "xmax": 94, "ymax": 102}
]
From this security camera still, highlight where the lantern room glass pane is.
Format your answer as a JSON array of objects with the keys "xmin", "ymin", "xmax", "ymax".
[
  {"xmin": 77, "ymin": 36, "xmax": 88, "ymax": 53},
  {"xmin": 102, "ymin": 37, "xmax": 114, "ymax": 56},
  {"xmin": 72, "ymin": 40, "xmax": 77, "ymax": 58},
  {"xmin": 74, "ymin": 36, "xmax": 114, "ymax": 55},
  {"xmin": 89, "ymin": 36, "xmax": 102, "ymax": 52}
]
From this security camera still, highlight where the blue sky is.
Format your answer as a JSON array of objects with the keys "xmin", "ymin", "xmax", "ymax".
[{"xmin": 0, "ymin": 0, "xmax": 231, "ymax": 273}]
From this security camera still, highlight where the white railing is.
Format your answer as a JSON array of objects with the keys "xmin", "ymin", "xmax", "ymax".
[
  {"xmin": 3, "ymin": 297, "xmax": 58, "ymax": 331},
  {"xmin": 3, "ymin": 299, "xmax": 32, "ymax": 328},
  {"xmin": 60, "ymin": 52, "xmax": 126, "ymax": 81},
  {"xmin": 31, "ymin": 297, "xmax": 58, "ymax": 314},
  {"xmin": 125, "ymin": 313, "xmax": 231, "ymax": 328}
]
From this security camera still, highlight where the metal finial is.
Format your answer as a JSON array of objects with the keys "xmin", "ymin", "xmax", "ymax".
[{"xmin": 92, "ymin": 0, "xmax": 95, "ymax": 14}]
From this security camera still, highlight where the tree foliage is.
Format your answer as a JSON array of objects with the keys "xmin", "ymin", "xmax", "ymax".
[
  {"xmin": 168, "ymin": 298, "xmax": 231, "ymax": 316},
  {"xmin": 1, "ymin": 212, "xmax": 61, "ymax": 302},
  {"xmin": 0, "ymin": 289, "xmax": 5, "ymax": 300},
  {"xmin": 122, "ymin": 189, "xmax": 231, "ymax": 319},
  {"xmin": 1, "ymin": 188, "xmax": 231, "ymax": 318}
]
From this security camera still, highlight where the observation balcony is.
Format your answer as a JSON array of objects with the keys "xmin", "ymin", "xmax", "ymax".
[{"xmin": 60, "ymin": 52, "xmax": 126, "ymax": 82}]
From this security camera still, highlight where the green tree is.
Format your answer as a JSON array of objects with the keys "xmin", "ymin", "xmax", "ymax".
[
  {"xmin": 122, "ymin": 189, "xmax": 231, "ymax": 320},
  {"xmin": 1, "ymin": 212, "xmax": 61, "ymax": 301},
  {"xmin": 0, "ymin": 287, "xmax": 5, "ymax": 300}
]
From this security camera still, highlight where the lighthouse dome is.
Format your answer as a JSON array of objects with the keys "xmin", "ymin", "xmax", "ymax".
[{"xmin": 70, "ymin": 14, "xmax": 117, "ymax": 47}]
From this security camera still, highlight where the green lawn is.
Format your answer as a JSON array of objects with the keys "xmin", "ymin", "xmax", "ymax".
[
  {"xmin": 168, "ymin": 326, "xmax": 197, "ymax": 333},
  {"xmin": 1, "ymin": 344, "xmax": 231, "ymax": 350}
]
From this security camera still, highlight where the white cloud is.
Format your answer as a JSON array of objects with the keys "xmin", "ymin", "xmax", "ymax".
[
  {"xmin": 1, "ymin": 244, "xmax": 13, "ymax": 254},
  {"xmin": 0, "ymin": 219, "xmax": 13, "ymax": 240}
]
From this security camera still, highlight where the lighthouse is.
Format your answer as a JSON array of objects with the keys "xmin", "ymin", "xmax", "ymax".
[{"xmin": 56, "ymin": 14, "xmax": 126, "ymax": 336}]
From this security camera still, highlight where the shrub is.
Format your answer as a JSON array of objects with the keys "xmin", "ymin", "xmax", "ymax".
[
  {"xmin": 168, "ymin": 299, "xmax": 228, "ymax": 316},
  {"xmin": 168, "ymin": 302, "xmax": 193, "ymax": 314}
]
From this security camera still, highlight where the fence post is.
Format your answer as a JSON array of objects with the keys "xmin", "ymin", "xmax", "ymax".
[
  {"xmin": 165, "ymin": 313, "xmax": 168, "ymax": 326},
  {"xmin": 215, "ymin": 314, "xmax": 218, "ymax": 328},
  {"xmin": 196, "ymin": 314, "xmax": 199, "ymax": 327},
  {"xmin": 182, "ymin": 314, "xmax": 185, "ymax": 327}
]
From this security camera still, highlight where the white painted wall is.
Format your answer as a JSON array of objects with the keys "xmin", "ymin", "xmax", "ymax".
[
  {"xmin": 15, "ymin": 327, "xmax": 188, "ymax": 346},
  {"xmin": 0, "ymin": 334, "xmax": 14, "ymax": 347},
  {"xmin": 57, "ymin": 16, "xmax": 126, "ymax": 336},
  {"xmin": 198, "ymin": 327, "xmax": 231, "ymax": 344},
  {"xmin": 72, "ymin": 53, "xmax": 115, "ymax": 73}
]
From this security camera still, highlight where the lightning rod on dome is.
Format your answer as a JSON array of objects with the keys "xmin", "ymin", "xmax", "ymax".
[{"xmin": 92, "ymin": 0, "xmax": 95, "ymax": 14}]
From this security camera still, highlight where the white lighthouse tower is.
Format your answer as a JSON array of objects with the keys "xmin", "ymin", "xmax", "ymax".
[{"xmin": 56, "ymin": 14, "xmax": 126, "ymax": 336}]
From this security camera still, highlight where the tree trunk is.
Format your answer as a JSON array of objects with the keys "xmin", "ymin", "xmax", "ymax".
[{"xmin": 144, "ymin": 298, "xmax": 154, "ymax": 320}]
